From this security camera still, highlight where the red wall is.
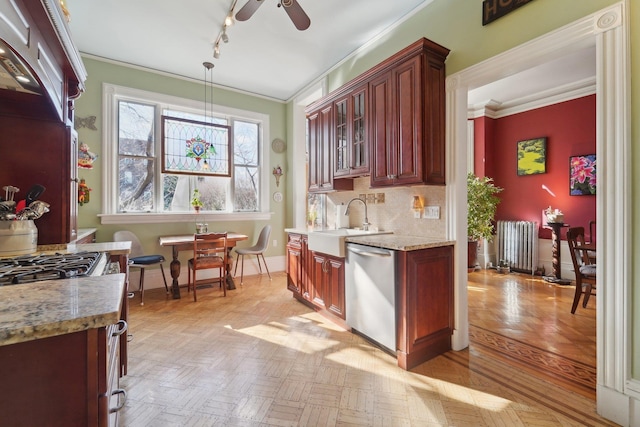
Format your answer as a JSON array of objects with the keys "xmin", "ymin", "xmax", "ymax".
[{"xmin": 474, "ymin": 95, "xmax": 596, "ymax": 239}]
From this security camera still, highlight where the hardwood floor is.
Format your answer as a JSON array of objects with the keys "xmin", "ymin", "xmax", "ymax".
[{"xmin": 119, "ymin": 270, "xmax": 614, "ymax": 426}]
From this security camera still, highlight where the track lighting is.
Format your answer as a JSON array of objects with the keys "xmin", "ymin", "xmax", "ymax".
[{"xmin": 212, "ymin": 0, "xmax": 237, "ymax": 59}]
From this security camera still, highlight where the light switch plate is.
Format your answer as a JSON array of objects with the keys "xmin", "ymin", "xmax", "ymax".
[{"xmin": 423, "ymin": 206, "xmax": 440, "ymax": 219}]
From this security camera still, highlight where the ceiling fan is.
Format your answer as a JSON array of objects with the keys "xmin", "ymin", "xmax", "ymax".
[{"xmin": 236, "ymin": 0, "xmax": 311, "ymax": 31}]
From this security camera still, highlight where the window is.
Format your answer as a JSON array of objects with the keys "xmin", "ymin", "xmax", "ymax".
[{"xmin": 101, "ymin": 84, "xmax": 270, "ymax": 224}]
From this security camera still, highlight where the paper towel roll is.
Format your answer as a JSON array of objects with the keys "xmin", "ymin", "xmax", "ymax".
[{"xmin": 335, "ymin": 204, "xmax": 348, "ymax": 229}]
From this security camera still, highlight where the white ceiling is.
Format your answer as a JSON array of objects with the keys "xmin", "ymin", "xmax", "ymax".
[
  {"xmin": 64, "ymin": 0, "xmax": 595, "ymax": 107},
  {"xmin": 64, "ymin": 0, "xmax": 433, "ymax": 101}
]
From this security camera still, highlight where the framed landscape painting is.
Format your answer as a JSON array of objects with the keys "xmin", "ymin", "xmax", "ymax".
[
  {"xmin": 570, "ymin": 154, "xmax": 596, "ymax": 195},
  {"xmin": 517, "ymin": 137, "xmax": 546, "ymax": 176}
]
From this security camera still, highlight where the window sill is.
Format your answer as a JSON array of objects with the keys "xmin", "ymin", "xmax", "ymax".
[{"xmin": 99, "ymin": 211, "xmax": 273, "ymax": 225}]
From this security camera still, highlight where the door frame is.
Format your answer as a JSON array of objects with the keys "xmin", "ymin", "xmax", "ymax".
[{"xmin": 446, "ymin": 2, "xmax": 632, "ymax": 424}]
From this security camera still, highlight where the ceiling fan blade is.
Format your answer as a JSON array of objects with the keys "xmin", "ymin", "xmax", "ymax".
[
  {"xmin": 282, "ymin": 0, "xmax": 310, "ymax": 31},
  {"xmin": 235, "ymin": 0, "xmax": 265, "ymax": 22}
]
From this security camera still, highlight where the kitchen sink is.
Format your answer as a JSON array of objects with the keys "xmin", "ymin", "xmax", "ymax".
[{"xmin": 307, "ymin": 229, "xmax": 392, "ymax": 257}]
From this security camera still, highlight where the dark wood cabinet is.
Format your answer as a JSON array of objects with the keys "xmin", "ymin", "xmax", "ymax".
[
  {"xmin": 0, "ymin": 303, "xmax": 127, "ymax": 427},
  {"xmin": 0, "ymin": 0, "xmax": 86, "ymax": 245},
  {"xmin": 306, "ymin": 38, "xmax": 448, "ymax": 191},
  {"xmin": 333, "ymin": 84, "xmax": 369, "ymax": 179},
  {"xmin": 286, "ymin": 233, "xmax": 307, "ymax": 298},
  {"xmin": 370, "ymin": 41, "xmax": 448, "ymax": 187},
  {"xmin": 396, "ymin": 245, "xmax": 454, "ymax": 370},
  {"xmin": 309, "ymin": 251, "xmax": 345, "ymax": 319},
  {"xmin": 286, "ymin": 233, "xmax": 346, "ymax": 324},
  {"xmin": 307, "ymin": 103, "xmax": 353, "ymax": 193}
]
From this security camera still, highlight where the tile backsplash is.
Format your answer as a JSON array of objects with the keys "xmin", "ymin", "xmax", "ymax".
[{"xmin": 320, "ymin": 177, "xmax": 446, "ymax": 239}]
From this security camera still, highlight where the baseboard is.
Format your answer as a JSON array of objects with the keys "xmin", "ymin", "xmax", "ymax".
[
  {"xmin": 597, "ymin": 384, "xmax": 633, "ymax": 426},
  {"xmin": 130, "ymin": 255, "xmax": 286, "ymax": 290}
]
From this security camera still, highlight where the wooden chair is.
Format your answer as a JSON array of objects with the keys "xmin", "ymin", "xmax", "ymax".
[
  {"xmin": 234, "ymin": 224, "xmax": 272, "ymax": 285},
  {"xmin": 113, "ymin": 230, "xmax": 168, "ymax": 306},
  {"xmin": 566, "ymin": 227, "xmax": 596, "ymax": 314},
  {"xmin": 187, "ymin": 232, "xmax": 228, "ymax": 302}
]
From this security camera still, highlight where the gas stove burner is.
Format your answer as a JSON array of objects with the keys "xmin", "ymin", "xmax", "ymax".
[{"xmin": 0, "ymin": 251, "xmax": 105, "ymax": 286}]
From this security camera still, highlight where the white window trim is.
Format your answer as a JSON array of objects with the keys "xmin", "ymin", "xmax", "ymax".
[{"xmin": 100, "ymin": 83, "xmax": 271, "ymax": 224}]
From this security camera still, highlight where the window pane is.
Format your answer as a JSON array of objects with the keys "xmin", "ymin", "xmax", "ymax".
[
  {"xmin": 119, "ymin": 101, "xmax": 155, "ymax": 156},
  {"xmin": 119, "ymin": 157, "xmax": 155, "ymax": 211},
  {"xmin": 165, "ymin": 109, "xmax": 227, "ymax": 126},
  {"xmin": 234, "ymin": 166, "xmax": 259, "ymax": 211},
  {"xmin": 234, "ymin": 120, "xmax": 258, "ymax": 166},
  {"xmin": 197, "ymin": 177, "xmax": 229, "ymax": 211}
]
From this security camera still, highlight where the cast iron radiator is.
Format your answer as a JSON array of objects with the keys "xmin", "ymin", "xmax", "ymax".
[{"xmin": 496, "ymin": 220, "xmax": 539, "ymax": 274}]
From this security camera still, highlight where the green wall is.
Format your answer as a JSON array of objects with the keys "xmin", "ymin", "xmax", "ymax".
[{"xmin": 74, "ymin": 58, "xmax": 288, "ymax": 263}]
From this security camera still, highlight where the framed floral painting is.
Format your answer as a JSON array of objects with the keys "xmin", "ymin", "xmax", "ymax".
[{"xmin": 569, "ymin": 154, "xmax": 596, "ymax": 196}]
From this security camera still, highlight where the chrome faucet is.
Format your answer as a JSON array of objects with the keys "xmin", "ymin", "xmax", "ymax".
[{"xmin": 345, "ymin": 197, "xmax": 370, "ymax": 231}]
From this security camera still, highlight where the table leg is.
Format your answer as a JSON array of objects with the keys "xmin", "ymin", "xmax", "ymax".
[
  {"xmin": 544, "ymin": 223, "xmax": 572, "ymax": 285},
  {"xmin": 225, "ymin": 248, "xmax": 236, "ymax": 290},
  {"xmin": 169, "ymin": 247, "xmax": 181, "ymax": 299}
]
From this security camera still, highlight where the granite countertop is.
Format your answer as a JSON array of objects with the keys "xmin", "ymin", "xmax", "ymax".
[
  {"xmin": 36, "ymin": 240, "xmax": 132, "ymax": 256},
  {"xmin": 285, "ymin": 228, "xmax": 454, "ymax": 251},
  {"xmin": 345, "ymin": 234, "xmax": 454, "ymax": 251},
  {"xmin": 0, "ymin": 273, "xmax": 126, "ymax": 347}
]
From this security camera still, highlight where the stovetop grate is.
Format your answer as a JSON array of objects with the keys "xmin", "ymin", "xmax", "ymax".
[{"xmin": 0, "ymin": 251, "xmax": 105, "ymax": 286}]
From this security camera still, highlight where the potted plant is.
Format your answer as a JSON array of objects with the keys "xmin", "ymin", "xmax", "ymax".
[
  {"xmin": 467, "ymin": 173, "xmax": 503, "ymax": 269},
  {"xmin": 191, "ymin": 188, "xmax": 203, "ymax": 212}
]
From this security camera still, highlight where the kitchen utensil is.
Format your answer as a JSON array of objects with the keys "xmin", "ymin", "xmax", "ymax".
[
  {"xmin": 0, "ymin": 200, "xmax": 16, "ymax": 211},
  {"xmin": 25, "ymin": 184, "xmax": 45, "ymax": 205},
  {"xmin": 2, "ymin": 186, "xmax": 19, "ymax": 201}
]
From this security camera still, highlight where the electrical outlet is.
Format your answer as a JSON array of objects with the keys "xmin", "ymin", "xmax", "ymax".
[
  {"xmin": 423, "ymin": 206, "xmax": 440, "ymax": 219},
  {"xmin": 273, "ymin": 239, "xmax": 277, "ymax": 247}
]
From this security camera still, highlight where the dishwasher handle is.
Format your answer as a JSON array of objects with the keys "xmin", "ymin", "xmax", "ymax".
[{"xmin": 348, "ymin": 246, "xmax": 393, "ymax": 257}]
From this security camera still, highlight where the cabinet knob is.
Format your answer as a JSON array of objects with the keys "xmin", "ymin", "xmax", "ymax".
[
  {"xmin": 387, "ymin": 174, "xmax": 397, "ymax": 179},
  {"xmin": 71, "ymin": 178, "xmax": 79, "ymax": 183}
]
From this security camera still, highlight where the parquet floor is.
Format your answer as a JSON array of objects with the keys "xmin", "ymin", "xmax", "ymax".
[{"xmin": 119, "ymin": 269, "xmax": 615, "ymax": 426}]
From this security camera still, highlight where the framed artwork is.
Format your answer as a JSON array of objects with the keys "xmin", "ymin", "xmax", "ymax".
[
  {"xmin": 517, "ymin": 137, "xmax": 546, "ymax": 176},
  {"xmin": 569, "ymin": 154, "xmax": 596, "ymax": 196},
  {"xmin": 161, "ymin": 115, "xmax": 231, "ymax": 177}
]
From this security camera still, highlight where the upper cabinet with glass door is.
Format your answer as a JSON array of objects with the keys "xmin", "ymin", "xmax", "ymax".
[{"xmin": 333, "ymin": 83, "xmax": 369, "ymax": 179}]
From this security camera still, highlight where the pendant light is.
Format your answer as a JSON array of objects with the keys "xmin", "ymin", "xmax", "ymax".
[{"xmin": 202, "ymin": 61, "xmax": 214, "ymax": 171}]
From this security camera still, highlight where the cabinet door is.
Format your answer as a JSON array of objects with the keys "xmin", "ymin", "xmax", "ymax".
[
  {"xmin": 307, "ymin": 110, "xmax": 322, "ymax": 192},
  {"xmin": 286, "ymin": 235, "xmax": 303, "ymax": 296},
  {"xmin": 393, "ymin": 55, "xmax": 423, "ymax": 186},
  {"xmin": 325, "ymin": 256, "xmax": 345, "ymax": 319},
  {"xmin": 309, "ymin": 252, "xmax": 327, "ymax": 309},
  {"xmin": 333, "ymin": 96, "xmax": 350, "ymax": 178},
  {"xmin": 307, "ymin": 104, "xmax": 335, "ymax": 192},
  {"xmin": 369, "ymin": 71, "xmax": 395, "ymax": 187},
  {"xmin": 350, "ymin": 85, "xmax": 369, "ymax": 176}
]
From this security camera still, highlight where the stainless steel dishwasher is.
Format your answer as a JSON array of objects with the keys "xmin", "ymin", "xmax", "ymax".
[{"xmin": 345, "ymin": 242, "xmax": 397, "ymax": 352}]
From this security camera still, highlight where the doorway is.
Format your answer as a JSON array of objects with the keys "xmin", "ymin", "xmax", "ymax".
[{"xmin": 447, "ymin": 3, "xmax": 630, "ymax": 423}]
